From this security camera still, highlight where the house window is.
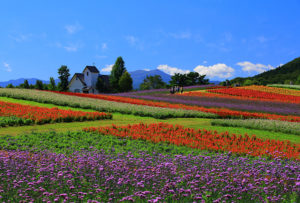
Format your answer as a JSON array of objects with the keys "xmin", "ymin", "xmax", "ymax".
[{"xmin": 87, "ymin": 72, "xmax": 89, "ymax": 76}]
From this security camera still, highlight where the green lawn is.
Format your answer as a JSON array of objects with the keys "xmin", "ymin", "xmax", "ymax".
[{"xmin": 0, "ymin": 96, "xmax": 299, "ymax": 143}]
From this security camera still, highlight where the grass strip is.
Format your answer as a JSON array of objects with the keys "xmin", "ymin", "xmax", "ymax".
[
  {"xmin": 268, "ymin": 84, "xmax": 300, "ymax": 90},
  {"xmin": 212, "ymin": 118, "xmax": 300, "ymax": 136}
]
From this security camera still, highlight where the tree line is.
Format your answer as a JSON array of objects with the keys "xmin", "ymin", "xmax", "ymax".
[
  {"xmin": 139, "ymin": 72, "xmax": 209, "ymax": 90},
  {"xmin": 4, "ymin": 56, "xmax": 211, "ymax": 92},
  {"xmin": 4, "ymin": 56, "xmax": 133, "ymax": 93}
]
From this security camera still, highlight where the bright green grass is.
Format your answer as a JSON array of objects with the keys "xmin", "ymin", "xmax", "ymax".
[{"xmin": 0, "ymin": 96, "xmax": 299, "ymax": 143}]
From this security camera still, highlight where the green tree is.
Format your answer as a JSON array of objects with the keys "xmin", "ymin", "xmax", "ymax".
[
  {"xmin": 170, "ymin": 72, "xmax": 209, "ymax": 86},
  {"xmin": 197, "ymin": 75, "xmax": 209, "ymax": 85},
  {"xmin": 186, "ymin": 72, "xmax": 199, "ymax": 86},
  {"xmin": 296, "ymin": 75, "xmax": 300, "ymax": 85},
  {"xmin": 170, "ymin": 73, "xmax": 187, "ymax": 86},
  {"xmin": 35, "ymin": 80, "xmax": 44, "ymax": 90},
  {"xmin": 243, "ymin": 79, "xmax": 253, "ymax": 86},
  {"xmin": 96, "ymin": 77, "xmax": 109, "ymax": 93},
  {"xmin": 58, "ymin": 65, "xmax": 70, "ymax": 92},
  {"xmin": 49, "ymin": 77, "xmax": 56, "ymax": 90},
  {"xmin": 23, "ymin": 79, "xmax": 30, "ymax": 89},
  {"xmin": 119, "ymin": 71, "xmax": 133, "ymax": 92},
  {"xmin": 43, "ymin": 84, "xmax": 49, "ymax": 90},
  {"xmin": 6, "ymin": 83, "xmax": 14, "ymax": 88},
  {"xmin": 110, "ymin": 57, "xmax": 126, "ymax": 92},
  {"xmin": 140, "ymin": 75, "xmax": 166, "ymax": 90}
]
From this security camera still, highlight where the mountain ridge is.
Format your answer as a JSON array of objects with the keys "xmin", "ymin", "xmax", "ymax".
[{"xmin": 0, "ymin": 69, "xmax": 220, "ymax": 88}]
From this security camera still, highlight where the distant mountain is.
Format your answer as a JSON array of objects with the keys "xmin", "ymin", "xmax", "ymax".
[
  {"xmin": 129, "ymin": 69, "xmax": 172, "ymax": 89},
  {"xmin": 229, "ymin": 57, "xmax": 300, "ymax": 85},
  {"xmin": 0, "ymin": 69, "xmax": 218, "ymax": 89},
  {"xmin": 0, "ymin": 78, "xmax": 59, "ymax": 87},
  {"xmin": 210, "ymin": 81, "xmax": 221, "ymax": 85}
]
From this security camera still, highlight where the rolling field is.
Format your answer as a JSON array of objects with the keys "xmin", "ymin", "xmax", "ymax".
[{"xmin": 0, "ymin": 86, "xmax": 299, "ymax": 202}]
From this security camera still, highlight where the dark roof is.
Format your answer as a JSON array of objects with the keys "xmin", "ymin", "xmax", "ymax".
[
  {"xmin": 84, "ymin": 66, "xmax": 100, "ymax": 73},
  {"xmin": 70, "ymin": 73, "xmax": 86, "ymax": 86}
]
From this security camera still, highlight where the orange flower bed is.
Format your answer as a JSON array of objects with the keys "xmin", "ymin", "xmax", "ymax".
[
  {"xmin": 0, "ymin": 101, "xmax": 112, "ymax": 124},
  {"xmin": 207, "ymin": 87, "xmax": 300, "ymax": 104},
  {"xmin": 51, "ymin": 91, "xmax": 300, "ymax": 122},
  {"xmin": 84, "ymin": 123, "xmax": 300, "ymax": 159},
  {"xmin": 240, "ymin": 85, "xmax": 300, "ymax": 97}
]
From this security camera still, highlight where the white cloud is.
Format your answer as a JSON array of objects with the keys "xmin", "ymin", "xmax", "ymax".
[
  {"xmin": 194, "ymin": 64, "xmax": 234, "ymax": 78},
  {"xmin": 144, "ymin": 69, "xmax": 150, "ymax": 71},
  {"xmin": 63, "ymin": 44, "xmax": 78, "ymax": 52},
  {"xmin": 9, "ymin": 34, "xmax": 32, "ymax": 42},
  {"xmin": 157, "ymin": 64, "xmax": 190, "ymax": 75},
  {"xmin": 53, "ymin": 42, "xmax": 82, "ymax": 52},
  {"xmin": 95, "ymin": 55, "xmax": 107, "ymax": 59},
  {"xmin": 237, "ymin": 61, "xmax": 274, "ymax": 73},
  {"xmin": 65, "ymin": 23, "xmax": 82, "ymax": 34},
  {"xmin": 101, "ymin": 64, "xmax": 113, "ymax": 73},
  {"xmin": 223, "ymin": 32, "xmax": 232, "ymax": 42},
  {"xmin": 169, "ymin": 32, "xmax": 191, "ymax": 39},
  {"xmin": 125, "ymin": 36, "xmax": 138, "ymax": 45},
  {"xmin": 203, "ymin": 60, "xmax": 208, "ymax": 64},
  {"xmin": 257, "ymin": 36, "xmax": 268, "ymax": 43},
  {"xmin": 101, "ymin": 43, "xmax": 107, "ymax": 50},
  {"xmin": 125, "ymin": 35, "xmax": 144, "ymax": 50},
  {"xmin": 3, "ymin": 62, "xmax": 12, "ymax": 72}
]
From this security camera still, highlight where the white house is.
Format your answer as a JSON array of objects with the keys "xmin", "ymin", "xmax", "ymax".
[{"xmin": 68, "ymin": 66, "xmax": 109, "ymax": 94}]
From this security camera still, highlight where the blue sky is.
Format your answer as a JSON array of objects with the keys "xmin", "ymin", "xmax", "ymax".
[{"xmin": 0, "ymin": 0, "xmax": 299, "ymax": 82}]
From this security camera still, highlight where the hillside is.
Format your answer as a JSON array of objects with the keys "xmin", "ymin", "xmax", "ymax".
[{"xmin": 229, "ymin": 57, "xmax": 300, "ymax": 85}]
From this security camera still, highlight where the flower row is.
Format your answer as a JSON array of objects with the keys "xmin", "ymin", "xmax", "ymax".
[
  {"xmin": 207, "ymin": 87, "xmax": 300, "ymax": 103},
  {"xmin": 0, "ymin": 101, "xmax": 112, "ymax": 124},
  {"xmin": 83, "ymin": 123, "xmax": 300, "ymax": 159},
  {"xmin": 133, "ymin": 93, "xmax": 300, "ymax": 116},
  {"xmin": 242, "ymin": 85, "xmax": 300, "ymax": 96},
  {"xmin": 0, "ymin": 150, "xmax": 298, "ymax": 202},
  {"xmin": 53, "ymin": 91, "xmax": 300, "ymax": 122},
  {"xmin": 181, "ymin": 89, "xmax": 294, "ymax": 104},
  {"xmin": 0, "ymin": 89, "xmax": 215, "ymax": 119}
]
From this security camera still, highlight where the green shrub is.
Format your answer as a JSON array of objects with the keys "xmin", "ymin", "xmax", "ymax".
[{"xmin": 0, "ymin": 116, "xmax": 34, "ymax": 127}]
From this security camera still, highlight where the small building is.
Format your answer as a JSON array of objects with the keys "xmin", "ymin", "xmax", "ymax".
[{"xmin": 68, "ymin": 66, "xmax": 109, "ymax": 94}]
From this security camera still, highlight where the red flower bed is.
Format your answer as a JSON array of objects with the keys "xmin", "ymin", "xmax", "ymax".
[
  {"xmin": 207, "ymin": 87, "xmax": 300, "ymax": 103},
  {"xmin": 0, "ymin": 101, "xmax": 112, "ymax": 124},
  {"xmin": 50, "ymin": 91, "xmax": 300, "ymax": 122},
  {"xmin": 84, "ymin": 123, "xmax": 300, "ymax": 159}
]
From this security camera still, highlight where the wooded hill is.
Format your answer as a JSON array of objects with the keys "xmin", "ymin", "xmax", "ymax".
[{"xmin": 228, "ymin": 57, "xmax": 300, "ymax": 85}]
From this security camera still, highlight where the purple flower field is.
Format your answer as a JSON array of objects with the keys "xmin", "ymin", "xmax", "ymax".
[
  {"xmin": 111, "ymin": 84, "xmax": 216, "ymax": 96},
  {"xmin": 0, "ymin": 150, "xmax": 299, "ymax": 202},
  {"xmin": 119, "ymin": 93, "xmax": 300, "ymax": 116}
]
